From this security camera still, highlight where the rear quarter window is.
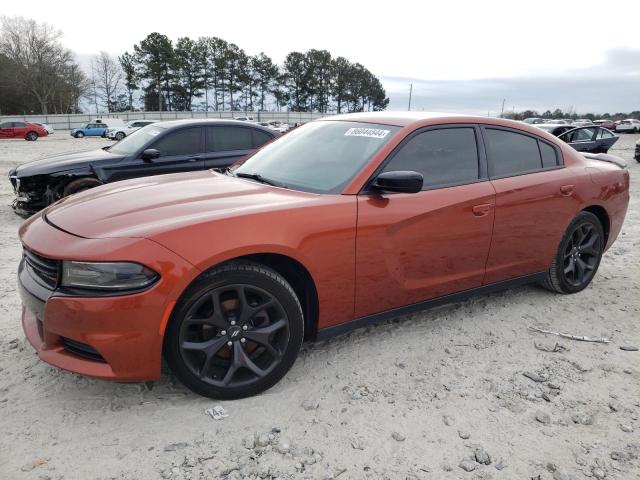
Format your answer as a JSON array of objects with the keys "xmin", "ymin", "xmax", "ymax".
[{"xmin": 539, "ymin": 141, "xmax": 558, "ymax": 168}]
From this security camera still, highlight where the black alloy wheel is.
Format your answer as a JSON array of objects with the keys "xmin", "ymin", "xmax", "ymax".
[
  {"xmin": 165, "ymin": 262, "xmax": 303, "ymax": 399},
  {"xmin": 562, "ymin": 223, "xmax": 600, "ymax": 287},
  {"xmin": 542, "ymin": 211, "xmax": 604, "ymax": 294}
]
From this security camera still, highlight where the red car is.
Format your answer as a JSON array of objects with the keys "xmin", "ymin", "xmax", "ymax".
[
  {"xmin": 0, "ymin": 121, "xmax": 49, "ymax": 141},
  {"xmin": 593, "ymin": 119, "xmax": 616, "ymax": 131},
  {"xmin": 18, "ymin": 113, "xmax": 629, "ymax": 399}
]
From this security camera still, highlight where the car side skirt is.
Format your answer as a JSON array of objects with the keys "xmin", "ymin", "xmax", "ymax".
[{"xmin": 316, "ymin": 272, "xmax": 547, "ymax": 341}]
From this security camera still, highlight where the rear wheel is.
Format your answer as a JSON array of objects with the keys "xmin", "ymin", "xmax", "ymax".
[
  {"xmin": 542, "ymin": 211, "xmax": 604, "ymax": 294},
  {"xmin": 25, "ymin": 131, "xmax": 38, "ymax": 141},
  {"xmin": 62, "ymin": 177, "xmax": 102, "ymax": 197},
  {"xmin": 164, "ymin": 261, "xmax": 303, "ymax": 399}
]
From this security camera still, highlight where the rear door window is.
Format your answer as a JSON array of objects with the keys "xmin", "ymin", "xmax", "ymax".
[
  {"xmin": 484, "ymin": 128, "xmax": 545, "ymax": 177},
  {"xmin": 382, "ymin": 127, "xmax": 480, "ymax": 189},
  {"xmin": 597, "ymin": 129, "xmax": 614, "ymax": 139},
  {"xmin": 252, "ymin": 129, "xmax": 273, "ymax": 149},
  {"xmin": 566, "ymin": 128, "xmax": 596, "ymax": 142}
]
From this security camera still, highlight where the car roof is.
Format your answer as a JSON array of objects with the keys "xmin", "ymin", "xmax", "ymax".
[
  {"xmin": 320, "ymin": 111, "xmax": 482, "ymax": 127},
  {"xmin": 152, "ymin": 118, "xmax": 274, "ymax": 131},
  {"xmin": 319, "ymin": 111, "xmax": 556, "ymax": 132}
]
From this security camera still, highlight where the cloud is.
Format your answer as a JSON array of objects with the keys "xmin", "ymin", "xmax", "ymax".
[{"xmin": 383, "ymin": 48, "xmax": 640, "ymax": 115}]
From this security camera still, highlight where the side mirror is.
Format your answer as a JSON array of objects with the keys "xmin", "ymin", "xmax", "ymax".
[
  {"xmin": 373, "ymin": 171, "xmax": 423, "ymax": 194},
  {"xmin": 141, "ymin": 148, "xmax": 160, "ymax": 161}
]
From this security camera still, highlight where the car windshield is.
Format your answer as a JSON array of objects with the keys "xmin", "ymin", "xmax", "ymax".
[
  {"xmin": 231, "ymin": 121, "xmax": 400, "ymax": 194},
  {"xmin": 109, "ymin": 125, "xmax": 165, "ymax": 155}
]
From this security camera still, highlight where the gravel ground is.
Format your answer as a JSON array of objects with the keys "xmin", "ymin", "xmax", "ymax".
[{"xmin": 0, "ymin": 133, "xmax": 638, "ymax": 480}]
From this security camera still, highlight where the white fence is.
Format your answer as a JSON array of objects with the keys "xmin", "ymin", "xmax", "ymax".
[{"xmin": 0, "ymin": 111, "xmax": 334, "ymax": 131}]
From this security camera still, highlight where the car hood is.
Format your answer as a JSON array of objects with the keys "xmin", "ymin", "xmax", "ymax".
[
  {"xmin": 13, "ymin": 149, "xmax": 125, "ymax": 177},
  {"xmin": 44, "ymin": 170, "xmax": 322, "ymax": 239}
]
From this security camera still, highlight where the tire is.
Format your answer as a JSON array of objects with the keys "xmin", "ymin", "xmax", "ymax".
[
  {"xmin": 74, "ymin": 131, "xmax": 84, "ymax": 138},
  {"xmin": 164, "ymin": 261, "xmax": 304, "ymax": 399},
  {"xmin": 62, "ymin": 177, "xmax": 102, "ymax": 197},
  {"xmin": 25, "ymin": 131, "xmax": 38, "ymax": 141},
  {"xmin": 541, "ymin": 211, "xmax": 604, "ymax": 294},
  {"xmin": 115, "ymin": 131, "xmax": 125, "ymax": 141}
]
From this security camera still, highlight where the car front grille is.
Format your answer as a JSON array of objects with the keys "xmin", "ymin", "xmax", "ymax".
[
  {"xmin": 61, "ymin": 337, "xmax": 106, "ymax": 362},
  {"xmin": 24, "ymin": 249, "xmax": 59, "ymax": 289}
]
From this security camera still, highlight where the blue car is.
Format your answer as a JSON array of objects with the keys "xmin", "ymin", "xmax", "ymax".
[{"xmin": 70, "ymin": 122, "xmax": 109, "ymax": 138}]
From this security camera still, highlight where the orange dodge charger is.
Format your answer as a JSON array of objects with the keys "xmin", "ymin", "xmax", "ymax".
[{"xmin": 18, "ymin": 112, "xmax": 629, "ymax": 399}]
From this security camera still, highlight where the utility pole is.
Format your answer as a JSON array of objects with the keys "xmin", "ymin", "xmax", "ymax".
[
  {"xmin": 408, "ymin": 83, "xmax": 413, "ymax": 111},
  {"xmin": 500, "ymin": 98, "xmax": 505, "ymax": 117}
]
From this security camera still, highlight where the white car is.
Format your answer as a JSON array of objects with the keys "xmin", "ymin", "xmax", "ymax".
[
  {"xmin": 105, "ymin": 120, "xmax": 158, "ymax": 141},
  {"xmin": 616, "ymin": 119, "xmax": 640, "ymax": 133},
  {"xmin": 255, "ymin": 121, "xmax": 290, "ymax": 133},
  {"xmin": 267, "ymin": 120, "xmax": 290, "ymax": 132},
  {"xmin": 571, "ymin": 119, "xmax": 594, "ymax": 127},
  {"xmin": 31, "ymin": 122, "xmax": 54, "ymax": 134}
]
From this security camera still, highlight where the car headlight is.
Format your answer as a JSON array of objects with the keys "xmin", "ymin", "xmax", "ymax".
[{"xmin": 61, "ymin": 261, "xmax": 159, "ymax": 291}]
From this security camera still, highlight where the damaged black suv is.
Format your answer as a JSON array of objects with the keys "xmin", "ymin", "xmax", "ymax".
[{"xmin": 8, "ymin": 119, "xmax": 277, "ymax": 216}]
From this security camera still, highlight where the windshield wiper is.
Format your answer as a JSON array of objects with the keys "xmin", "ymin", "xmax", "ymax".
[{"xmin": 235, "ymin": 172, "xmax": 284, "ymax": 188}]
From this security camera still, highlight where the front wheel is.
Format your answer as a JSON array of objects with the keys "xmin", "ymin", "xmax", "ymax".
[
  {"xmin": 74, "ymin": 132, "xmax": 84, "ymax": 138},
  {"xmin": 115, "ymin": 132, "xmax": 125, "ymax": 141},
  {"xmin": 164, "ymin": 261, "xmax": 304, "ymax": 399},
  {"xmin": 62, "ymin": 177, "xmax": 102, "ymax": 197},
  {"xmin": 25, "ymin": 131, "xmax": 38, "ymax": 141},
  {"xmin": 541, "ymin": 211, "xmax": 604, "ymax": 294}
]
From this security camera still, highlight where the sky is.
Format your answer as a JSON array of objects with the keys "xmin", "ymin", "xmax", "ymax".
[{"xmin": 2, "ymin": 0, "xmax": 639, "ymax": 114}]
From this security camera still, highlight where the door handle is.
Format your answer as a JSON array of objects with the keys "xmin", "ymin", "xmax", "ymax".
[
  {"xmin": 560, "ymin": 185, "xmax": 574, "ymax": 196},
  {"xmin": 187, "ymin": 155, "xmax": 201, "ymax": 162},
  {"xmin": 472, "ymin": 204, "xmax": 491, "ymax": 217}
]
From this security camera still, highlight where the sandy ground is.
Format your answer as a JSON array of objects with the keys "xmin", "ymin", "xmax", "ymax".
[{"xmin": 0, "ymin": 133, "xmax": 638, "ymax": 480}]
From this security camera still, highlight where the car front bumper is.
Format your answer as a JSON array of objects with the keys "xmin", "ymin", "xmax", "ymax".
[{"xmin": 18, "ymin": 214, "xmax": 199, "ymax": 381}]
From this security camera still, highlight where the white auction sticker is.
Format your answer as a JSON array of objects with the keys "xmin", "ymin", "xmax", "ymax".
[{"xmin": 344, "ymin": 127, "xmax": 390, "ymax": 139}]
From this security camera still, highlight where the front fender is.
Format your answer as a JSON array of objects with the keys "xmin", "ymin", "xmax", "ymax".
[{"xmin": 150, "ymin": 201, "xmax": 358, "ymax": 329}]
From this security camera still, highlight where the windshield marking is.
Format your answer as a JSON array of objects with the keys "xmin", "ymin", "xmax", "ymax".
[{"xmin": 344, "ymin": 127, "xmax": 390, "ymax": 139}]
